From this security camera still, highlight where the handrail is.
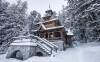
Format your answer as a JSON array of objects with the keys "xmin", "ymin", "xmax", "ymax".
[
  {"xmin": 42, "ymin": 38, "xmax": 58, "ymax": 48},
  {"xmin": 38, "ymin": 43, "xmax": 51, "ymax": 52},
  {"xmin": 36, "ymin": 40, "xmax": 52, "ymax": 55},
  {"xmin": 13, "ymin": 35, "xmax": 58, "ymax": 53},
  {"xmin": 42, "ymin": 38, "xmax": 58, "ymax": 52},
  {"xmin": 34, "ymin": 36, "xmax": 58, "ymax": 52}
]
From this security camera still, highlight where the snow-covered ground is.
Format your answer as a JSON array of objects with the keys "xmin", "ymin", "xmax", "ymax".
[{"xmin": 0, "ymin": 42, "xmax": 100, "ymax": 62}]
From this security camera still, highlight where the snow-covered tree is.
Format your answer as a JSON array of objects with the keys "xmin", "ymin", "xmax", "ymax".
[
  {"xmin": 0, "ymin": 0, "xmax": 10, "ymax": 53},
  {"xmin": 0, "ymin": 0, "xmax": 10, "ymax": 45},
  {"xmin": 28, "ymin": 10, "xmax": 41, "ymax": 32},
  {"xmin": 8, "ymin": 0, "xmax": 28, "ymax": 35},
  {"xmin": 59, "ymin": 0, "xmax": 100, "ymax": 43},
  {"xmin": 0, "ymin": 0, "xmax": 28, "ymax": 53}
]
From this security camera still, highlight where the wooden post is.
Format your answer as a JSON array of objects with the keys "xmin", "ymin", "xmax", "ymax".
[
  {"xmin": 60, "ymin": 31, "xmax": 64, "ymax": 41},
  {"xmin": 51, "ymin": 32, "xmax": 53, "ymax": 40},
  {"xmin": 48, "ymin": 33, "xmax": 49, "ymax": 40},
  {"xmin": 52, "ymin": 32, "xmax": 54, "ymax": 40}
]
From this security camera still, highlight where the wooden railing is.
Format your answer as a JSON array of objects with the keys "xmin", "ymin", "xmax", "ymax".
[
  {"xmin": 34, "ymin": 36, "xmax": 58, "ymax": 52},
  {"xmin": 42, "ymin": 38, "xmax": 58, "ymax": 52}
]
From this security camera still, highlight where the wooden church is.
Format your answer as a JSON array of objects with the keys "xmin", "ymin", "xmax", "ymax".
[
  {"xmin": 32, "ymin": 9, "xmax": 73, "ymax": 50},
  {"xmin": 6, "ymin": 7, "xmax": 73, "ymax": 61}
]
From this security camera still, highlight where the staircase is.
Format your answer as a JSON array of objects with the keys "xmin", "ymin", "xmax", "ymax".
[
  {"xmin": 13, "ymin": 35, "xmax": 58, "ymax": 56},
  {"xmin": 33, "ymin": 35, "xmax": 58, "ymax": 56}
]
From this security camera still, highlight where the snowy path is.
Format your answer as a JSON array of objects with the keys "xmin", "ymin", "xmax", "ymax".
[{"xmin": 0, "ymin": 42, "xmax": 100, "ymax": 62}]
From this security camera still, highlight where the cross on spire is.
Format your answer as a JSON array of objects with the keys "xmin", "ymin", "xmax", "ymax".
[{"xmin": 49, "ymin": 4, "xmax": 51, "ymax": 9}]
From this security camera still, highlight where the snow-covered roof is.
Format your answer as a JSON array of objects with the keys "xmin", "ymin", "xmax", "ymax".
[
  {"xmin": 36, "ymin": 18, "xmax": 58, "ymax": 24},
  {"xmin": 11, "ymin": 41, "xmax": 37, "ymax": 46},
  {"xmin": 32, "ymin": 30, "xmax": 37, "ymax": 32},
  {"xmin": 36, "ymin": 23, "xmax": 46, "ymax": 31},
  {"xmin": 46, "ymin": 26, "xmax": 64, "ymax": 30},
  {"xmin": 13, "ymin": 35, "xmax": 36, "ymax": 39},
  {"xmin": 41, "ymin": 23, "xmax": 46, "ymax": 29},
  {"xmin": 11, "ymin": 38, "xmax": 37, "ymax": 46},
  {"xmin": 32, "ymin": 26, "xmax": 64, "ymax": 32},
  {"xmin": 49, "ymin": 18, "xmax": 57, "ymax": 21},
  {"xmin": 13, "ymin": 36, "xmax": 31, "ymax": 39},
  {"xmin": 13, "ymin": 39, "xmax": 31, "ymax": 42}
]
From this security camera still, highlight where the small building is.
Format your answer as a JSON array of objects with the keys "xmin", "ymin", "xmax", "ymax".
[
  {"xmin": 6, "ymin": 36, "xmax": 37, "ymax": 60},
  {"xmin": 32, "ymin": 9, "xmax": 73, "ymax": 50},
  {"xmin": 6, "ymin": 35, "xmax": 58, "ymax": 60}
]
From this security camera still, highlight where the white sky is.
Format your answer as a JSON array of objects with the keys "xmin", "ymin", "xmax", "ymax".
[{"xmin": 6, "ymin": 0, "xmax": 67, "ymax": 16}]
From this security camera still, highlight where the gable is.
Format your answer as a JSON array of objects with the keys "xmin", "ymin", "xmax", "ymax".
[
  {"xmin": 38, "ymin": 26, "xmax": 44, "ymax": 31},
  {"xmin": 37, "ymin": 23, "xmax": 46, "ymax": 31}
]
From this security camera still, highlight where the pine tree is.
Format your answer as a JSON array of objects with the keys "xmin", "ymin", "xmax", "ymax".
[
  {"xmin": 7, "ymin": 0, "xmax": 28, "ymax": 39},
  {"xmin": 60, "ymin": 0, "xmax": 100, "ymax": 42},
  {"xmin": 0, "ymin": 0, "xmax": 9, "ymax": 45},
  {"xmin": 0, "ymin": 0, "xmax": 28, "ymax": 53},
  {"xmin": 28, "ymin": 10, "xmax": 41, "ymax": 32}
]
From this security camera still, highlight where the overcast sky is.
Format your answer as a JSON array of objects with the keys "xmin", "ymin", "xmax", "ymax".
[{"xmin": 6, "ymin": 0, "xmax": 67, "ymax": 16}]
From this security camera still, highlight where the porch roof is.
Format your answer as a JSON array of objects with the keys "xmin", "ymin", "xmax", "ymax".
[{"xmin": 32, "ymin": 26, "xmax": 64, "ymax": 32}]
